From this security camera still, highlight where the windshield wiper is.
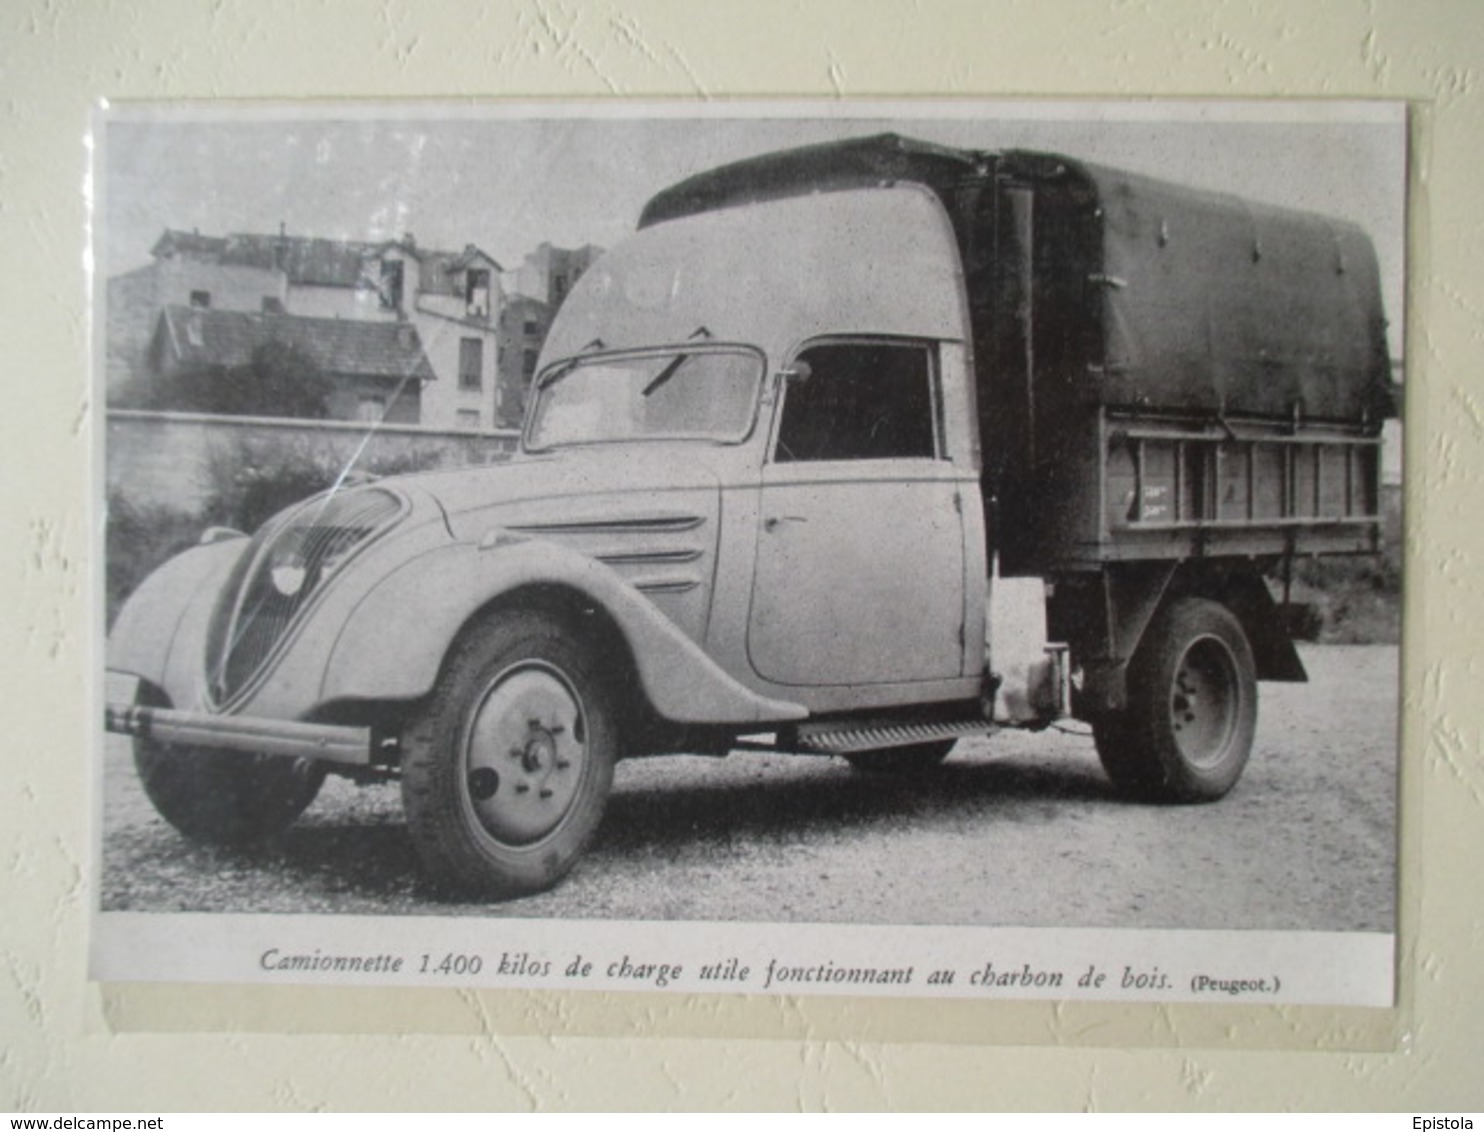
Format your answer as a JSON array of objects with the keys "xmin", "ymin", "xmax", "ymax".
[
  {"xmin": 641, "ymin": 354, "xmax": 687, "ymax": 398},
  {"xmin": 641, "ymin": 327, "xmax": 713, "ymax": 397}
]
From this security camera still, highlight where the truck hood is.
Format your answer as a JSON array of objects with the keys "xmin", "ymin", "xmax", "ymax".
[
  {"xmin": 398, "ymin": 446, "xmax": 725, "ymax": 539},
  {"xmin": 402, "ymin": 445, "xmax": 726, "ymax": 644}
]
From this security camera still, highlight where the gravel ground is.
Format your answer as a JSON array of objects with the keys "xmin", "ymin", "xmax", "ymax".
[{"xmin": 100, "ymin": 644, "xmax": 1397, "ymax": 931}]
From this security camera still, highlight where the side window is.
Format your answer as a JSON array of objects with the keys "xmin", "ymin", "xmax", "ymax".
[{"xmin": 774, "ymin": 340, "xmax": 938, "ymax": 462}]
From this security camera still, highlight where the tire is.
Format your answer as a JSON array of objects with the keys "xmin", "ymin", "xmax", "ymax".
[
  {"xmin": 134, "ymin": 738, "xmax": 327, "ymax": 846},
  {"xmin": 401, "ymin": 610, "xmax": 617, "ymax": 899},
  {"xmin": 1093, "ymin": 597, "xmax": 1257, "ymax": 802},
  {"xmin": 845, "ymin": 739, "xmax": 956, "ymax": 774}
]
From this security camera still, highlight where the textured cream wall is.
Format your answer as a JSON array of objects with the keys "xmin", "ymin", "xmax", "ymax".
[{"xmin": 2, "ymin": 0, "xmax": 1480, "ymax": 1111}]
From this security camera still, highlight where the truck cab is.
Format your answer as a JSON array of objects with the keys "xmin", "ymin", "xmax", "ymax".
[{"xmin": 531, "ymin": 183, "xmax": 990, "ymax": 717}]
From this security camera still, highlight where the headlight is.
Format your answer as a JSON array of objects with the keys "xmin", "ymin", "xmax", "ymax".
[
  {"xmin": 270, "ymin": 565, "xmax": 307, "ymax": 598},
  {"xmin": 266, "ymin": 530, "xmax": 309, "ymax": 596}
]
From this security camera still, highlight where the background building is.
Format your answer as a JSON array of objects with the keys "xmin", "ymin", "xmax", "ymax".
[
  {"xmin": 511, "ymin": 241, "xmax": 602, "ymax": 314},
  {"xmin": 494, "ymin": 293, "xmax": 551, "ymax": 427},
  {"xmin": 109, "ymin": 228, "xmax": 504, "ymax": 429},
  {"xmin": 495, "ymin": 241, "xmax": 603, "ymax": 427},
  {"xmin": 146, "ymin": 306, "xmax": 435, "ymax": 424}
]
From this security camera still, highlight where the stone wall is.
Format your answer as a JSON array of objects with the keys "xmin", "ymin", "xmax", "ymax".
[{"xmin": 106, "ymin": 409, "xmax": 519, "ymax": 513}]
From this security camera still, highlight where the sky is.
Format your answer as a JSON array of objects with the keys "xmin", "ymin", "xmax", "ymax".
[{"xmin": 98, "ymin": 101, "xmax": 1406, "ymax": 359}]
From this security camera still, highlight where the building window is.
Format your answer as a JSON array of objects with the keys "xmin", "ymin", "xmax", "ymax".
[
  {"xmin": 552, "ymin": 274, "xmax": 568, "ymax": 303},
  {"xmin": 522, "ymin": 348, "xmax": 539, "ymax": 379},
  {"xmin": 189, "ymin": 290, "xmax": 211, "ymax": 309},
  {"xmin": 459, "ymin": 338, "xmax": 484, "ymax": 390},
  {"xmin": 465, "ymin": 268, "xmax": 491, "ymax": 317},
  {"xmin": 457, "ymin": 409, "xmax": 481, "ymax": 431},
  {"xmin": 523, "ymin": 317, "xmax": 539, "ymax": 336},
  {"xmin": 357, "ymin": 396, "xmax": 386, "ymax": 423},
  {"xmin": 379, "ymin": 260, "xmax": 404, "ymax": 312}
]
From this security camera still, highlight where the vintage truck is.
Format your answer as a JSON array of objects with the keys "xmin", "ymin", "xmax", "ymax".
[{"xmin": 105, "ymin": 134, "xmax": 1393, "ymax": 898}]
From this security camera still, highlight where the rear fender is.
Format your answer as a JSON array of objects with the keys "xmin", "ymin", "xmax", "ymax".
[
  {"xmin": 1215, "ymin": 569, "xmax": 1308, "ymax": 682},
  {"xmin": 1061, "ymin": 559, "xmax": 1304, "ymax": 717},
  {"xmin": 322, "ymin": 537, "xmax": 806, "ymax": 726}
]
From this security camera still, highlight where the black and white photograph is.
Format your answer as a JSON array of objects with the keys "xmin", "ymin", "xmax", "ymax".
[{"xmin": 93, "ymin": 101, "xmax": 1403, "ymax": 1005}]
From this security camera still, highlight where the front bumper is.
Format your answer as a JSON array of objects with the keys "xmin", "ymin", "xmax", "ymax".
[{"xmin": 104, "ymin": 701, "xmax": 372, "ymax": 766}]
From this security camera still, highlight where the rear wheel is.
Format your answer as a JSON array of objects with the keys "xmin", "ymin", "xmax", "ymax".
[
  {"xmin": 401, "ymin": 610, "xmax": 617, "ymax": 899},
  {"xmin": 845, "ymin": 739, "xmax": 956, "ymax": 774},
  {"xmin": 1093, "ymin": 597, "xmax": 1257, "ymax": 801}
]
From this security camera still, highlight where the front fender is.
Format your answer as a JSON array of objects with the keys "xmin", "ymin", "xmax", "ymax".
[
  {"xmin": 107, "ymin": 537, "xmax": 247, "ymax": 705},
  {"xmin": 322, "ymin": 538, "xmax": 806, "ymax": 726}
]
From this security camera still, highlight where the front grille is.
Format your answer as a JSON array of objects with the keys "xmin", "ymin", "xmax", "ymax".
[{"xmin": 205, "ymin": 488, "xmax": 404, "ymax": 704}]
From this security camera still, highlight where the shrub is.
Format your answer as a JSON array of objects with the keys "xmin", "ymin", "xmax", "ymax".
[
  {"xmin": 1287, "ymin": 554, "xmax": 1401, "ymax": 645},
  {"xmin": 105, "ymin": 492, "xmax": 203, "ymax": 626},
  {"xmin": 108, "ymin": 433, "xmax": 449, "ymax": 622},
  {"xmin": 126, "ymin": 340, "xmax": 336, "ymax": 419},
  {"xmin": 200, "ymin": 432, "xmax": 444, "ymax": 533}
]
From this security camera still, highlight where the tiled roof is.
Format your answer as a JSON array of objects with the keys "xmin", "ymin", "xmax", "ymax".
[
  {"xmin": 154, "ymin": 229, "xmax": 503, "ymax": 291},
  {"xmin": 151, "ymin": 230, "xmax": 229, "ymax": 258},
  {"xmin": 219, "ymin": 234, "xmax": 373, "ymax": 288},
  {"xmin": 158, "ymin": 307, "xmax": 437, "ymax": 383},
  {"xmin": 413, "ymin": 249, "xmax": 465, "ymax": 298},
  {"xmin": 417, "ymin": 246, "xmax": 498, "ymax": 297}
]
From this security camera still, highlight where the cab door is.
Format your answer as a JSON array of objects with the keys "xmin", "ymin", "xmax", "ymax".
[{"xmin": 746, "ymin": 338, "xmax": 968, "ymax": 688}]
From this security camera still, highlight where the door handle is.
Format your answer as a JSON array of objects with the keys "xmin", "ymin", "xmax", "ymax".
[{"xmin": 764, "ymin": 515, "xmax": 808, "ymax": 532}]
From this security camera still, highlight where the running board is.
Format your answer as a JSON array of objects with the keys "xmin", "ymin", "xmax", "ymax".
[{"xmin": 787, "ymin": 717, "xmax": 991, "ymax": 755}]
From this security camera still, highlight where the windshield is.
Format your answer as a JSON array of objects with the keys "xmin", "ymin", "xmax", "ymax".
[{"xmin": 526, "ymin": 345, "xmax": 765, "ymax": 449}]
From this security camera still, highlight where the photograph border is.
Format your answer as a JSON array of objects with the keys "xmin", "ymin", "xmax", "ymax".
[{"xmin": 90, "ymin": 96, "xmax": 1406, "ymax": 1045}]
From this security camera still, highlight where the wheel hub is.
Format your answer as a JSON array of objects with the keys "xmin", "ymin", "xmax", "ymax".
[
  {"xmin": 1169, "ymin": 637, "xmax": 1238, "ymax": 768},
  {"xmin": 518, "ymin": 723, "xmax": 562, "ymax": 774},
  {"xmin": 461, "ymin": 665, "xmax": 586, "ymax": 846}
]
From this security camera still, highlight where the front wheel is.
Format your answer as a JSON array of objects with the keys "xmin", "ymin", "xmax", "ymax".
[
  {"xmin": 135, "ymin": 740, "xmax": 326, "ymax": 846},
  {"xmin": 1093, "ymin": 597, "xmax": 1257, "ymax": 802},
  {"xmin": 401, "ymin": 610, "xmax": 618, "ymax": 899}
]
